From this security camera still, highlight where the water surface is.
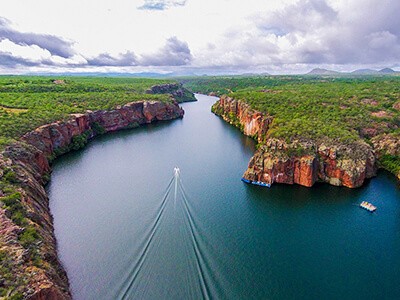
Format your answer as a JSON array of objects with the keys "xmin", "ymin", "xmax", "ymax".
[{"xmin": 48, "ymin": 94, "xmax": 400, "ymax": 299}]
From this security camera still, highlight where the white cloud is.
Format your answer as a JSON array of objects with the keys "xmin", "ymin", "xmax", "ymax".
[
  {"xmin": 0, "ymin": 0, "xmax": 399, "ymax": 73},
  {"xmin": 0, "ymin": 39, "xmax": 51, "ymax": 62},
  {"xmin": 191, "ymin": 0, "xmax": 400, "ymax": 70},
  {"xmin": 138, "ymin": 0, "xmax": 187, "ymax": 10},
  {"xmin": 140, "ymin": 37, "xmax": 192, "ymax": 66}
]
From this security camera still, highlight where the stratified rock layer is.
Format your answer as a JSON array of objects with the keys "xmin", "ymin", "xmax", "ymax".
[
  {"xmin": 0, "ymin": 100, "xmax": 184, "ymax": 299},
  {"xmin": 213, "ymin": 95, "xmax": 377, "ymax": 188}
]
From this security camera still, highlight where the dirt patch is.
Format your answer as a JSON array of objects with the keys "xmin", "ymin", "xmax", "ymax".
[
  {"xmin": 53, "ymin": 80, "xmax": 65, "ymax": 85},
  {"xmin": 393, "ymin": 102, "xmax": 400, "ymax": 111},
  {"xmin": 371, "ymin": 110, "xmax": 392, "ymax": 118},
  {"xmin": 360, "ymin": 127, "xmax": 378, "ymax": 138},
  {"xmin": 361, "ymin": 98, "xmax": 378, "ymax": 106}
]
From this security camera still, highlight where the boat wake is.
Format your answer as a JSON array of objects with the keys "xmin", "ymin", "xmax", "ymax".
[{"xmin": 115, "ymin": 168, "xmax": 231, "ymax": 300}]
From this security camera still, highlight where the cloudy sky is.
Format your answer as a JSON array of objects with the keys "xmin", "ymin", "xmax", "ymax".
[{"xmin": 0, "ymin": 0, "xmax": 399, "ymax": 74}]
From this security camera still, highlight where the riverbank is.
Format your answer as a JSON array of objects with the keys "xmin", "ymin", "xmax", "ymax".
[
  {"xmin": 0, "ymin": 99, "xmax": 183, "ymax": 299},
  {"xmin": 47, "ymin": 94, "xmax": 400, "ymax": 299},
  {"xmin": 212, "ymin": 95, "xmax": 399, "ymax": 187}
]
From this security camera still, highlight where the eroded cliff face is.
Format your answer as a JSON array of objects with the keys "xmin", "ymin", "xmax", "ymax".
[
  {"xmin": 213, "ymin": 95, "xmax": 272, "ymax": 141},
  {"xmin": 0, "ymin": 100, "xmax": 183, "ymax": 299},
  {"xmin": 213, "ymin": 95, "xmax": 377, "ymax": 188}
]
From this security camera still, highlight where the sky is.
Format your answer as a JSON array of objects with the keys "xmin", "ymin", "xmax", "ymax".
[{"xmin": 0, "ymin": 0, "xmax": 399, "ymax": 74}]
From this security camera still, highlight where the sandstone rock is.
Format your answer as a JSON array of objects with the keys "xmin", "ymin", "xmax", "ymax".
[
  {"xmin": 28, "ymin": 286, "xmax": 68, "ymax": 300},
  {"xmin": 21, "ymin": 101, "xmax": 183, "ymax": 158},
  {"xmin": 52, "ymin": 80, "xmax": 65, "ymax": 85},
  {"xmin": 371, "ymin": 134, "xmax": 400, "ymax": 157},
  {"xmin": 215, "ymin": 95, "xmax": 272, "ymax": 142},
  {"xmin": 214, "ymin": 96, "xmax": 377, "ymax": 188},
  {"xmin": 0, "ymin": 99, "xmax": 184, "ymax": 299}
]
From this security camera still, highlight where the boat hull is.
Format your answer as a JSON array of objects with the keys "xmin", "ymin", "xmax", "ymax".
[{"xmin": 242, "ymin": 178, "xmax": 271, "ymax": 188}]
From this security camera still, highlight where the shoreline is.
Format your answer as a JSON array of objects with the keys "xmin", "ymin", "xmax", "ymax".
[
  {"xmin": 212, "ymin": 95, "xmax": 399, "ymax": 188},
  {"xmin": 0, "ymin": 100, "xmax": 184, "ymax": 299}
]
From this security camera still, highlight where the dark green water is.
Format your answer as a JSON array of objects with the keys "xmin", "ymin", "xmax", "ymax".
[{"xmin": 48, "ymin": 94, "xmax": 400, "ymax": 300}]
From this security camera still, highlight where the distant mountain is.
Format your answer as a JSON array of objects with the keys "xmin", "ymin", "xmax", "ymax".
[
  {"xmin": 308, "ymin": 67, "xmax": 398, "ymax": 76},
  {"xmin": 351, "ymin": 69, "xmax": 379, "ymax": 75},
  {"xmin": 307, "ymin": 68, "xmax": 341, "ymax": 75},
  {"xmin": 378, "ymin": 68, "xmax": 396, "ymax": 74},
  {"xmin": 352, "ymin": 68, "xmax": 397, "ymax": 75}
]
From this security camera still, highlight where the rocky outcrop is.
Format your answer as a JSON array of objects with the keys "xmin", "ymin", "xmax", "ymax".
[
  {"xmin": 371, "ymin": 134, "xmax": 400, "ymax": 158},
  {"xmin": 212, "ymin": 95, "xmax": 272, "ymax": 141},
  {"xmin": 0, "ymin": 100, "xmax": 184, "ymax": 299},
  {"xmin": 243, "ymin": 139, "xmax": 376, "ymax": 188},
  {"xmin": 21, "ymin": 101, "xmax": 183, "ymax": 158},
  {"xmin": 213, "ymin": 95, "xmax": 377, "ymax": 188},
  {"xmin": 371, "ymin": 133, "xmax": 400, "ymax": 179},
  {"xmin": 146, "ymin": 83, "xmax": 196, "ymax": 102}
]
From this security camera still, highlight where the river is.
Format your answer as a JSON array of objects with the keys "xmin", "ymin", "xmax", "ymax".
[{"xmin": 48, "ymin": 94, "xmax": 400, "ymax": 299}]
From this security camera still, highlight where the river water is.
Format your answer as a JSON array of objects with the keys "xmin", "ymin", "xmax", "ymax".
[{"xmin": 48, "ymin": 94, "xmax": 400, "ymax": 299}]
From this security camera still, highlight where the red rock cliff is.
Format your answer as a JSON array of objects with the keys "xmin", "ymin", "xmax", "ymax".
[
  {"xmin": 0, "ymin": 100, "xmax": 183, "ymax": 299},
  {"xmin": 213, "ymin": 95, "xmax": 377, "ymax": 188}
]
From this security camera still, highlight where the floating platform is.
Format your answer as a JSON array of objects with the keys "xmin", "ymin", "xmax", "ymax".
[
  {"xmin": 241, "ymin": 178, "xmax": 271, "ymax": 188},
  {"xmin": 360, "ymin": 201, "xmax": 377, "ymax": 212}
]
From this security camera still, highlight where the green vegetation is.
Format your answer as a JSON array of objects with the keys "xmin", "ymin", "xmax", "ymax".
[
  {"xmin": 179, "ymin": 75, "xmax": 309, "ymax": 95},
  {"xmin": 1, "ymin": 192, "xmax": 26, "ymax": 226},
  {"xmin": 0, "ymin": 249, "xmax": 19, "ymax": 299},
  {"xmin": 47, "ymin": 131, "xmax": 93, "ymax": 162},
  {"xmin": 91, "ymin": 122, "xmax": 106, "ymax": 135},
  {"xmin": 184, "ymin": 75, "xmax": 400, "ymax": 174},
  {"xmin": 0, "ymin": 76, "xmax": 193, "ymax": 294},
  {"xmin": 0, "ymin": 76, "xmax": 191, "ymax": 150},
  {"xmin": 19, "ymin": 226, "xmax": 40, "ymax": 248},
  {"xmin": 380, "ymin": 154, "xmax": 400, "ymax": 175}
]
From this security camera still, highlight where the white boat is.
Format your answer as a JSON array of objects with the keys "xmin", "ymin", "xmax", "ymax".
[{"xmin": 360, "ymin": 201, "xmax": 377, "ymax": 212}]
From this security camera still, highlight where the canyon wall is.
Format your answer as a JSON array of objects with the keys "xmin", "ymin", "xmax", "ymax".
[
  {"xmin": 371, "ymin": 134, "xmax": 400, "ymax": 180},
  {"xmin": 0, "ymin": 100, "xmax": 183, "ymax": 299},
  {"xmin": 146, "ymin": 83, "xmax": 196, "ymax": 102},
  {"xmin": 213, "ymin": 95, "xmax": 377, "ymax": 188}
]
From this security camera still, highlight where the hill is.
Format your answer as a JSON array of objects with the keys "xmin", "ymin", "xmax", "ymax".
[{"xmin": 307, "ymin": 68, "xmax": 341, "ymax": 75}]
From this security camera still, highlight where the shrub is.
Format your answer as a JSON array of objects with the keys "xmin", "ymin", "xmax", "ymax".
[
  {"xmin": 19, "ymin": 226, "xmax": 39, "ymax": 248},
  {"xmin": 9, "ymin": 292, "xmax": 23, "ymax": 300},
  {"xmin": 3, "ymin": 169, "xmax": 18, "ymax": 184},
  {"xmin": 380, "ymin": 154, "xmax": 400, "ymax": 174},
  {"xmin": 91, "ymin": 122, "xmax": 106, "ymax": 135},
  {"xmin": 70, "ymin": 131, "xmax": 91, "ymax": 151}
]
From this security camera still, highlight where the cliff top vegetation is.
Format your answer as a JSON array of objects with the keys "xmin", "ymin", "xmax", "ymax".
[
  {"xmin": 182, "ymin": 75, "xmax": 400, "ymax": 175},
  {"xmin": 0, "ymin": 76, "xmax": 190, "ymax": 149}
]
